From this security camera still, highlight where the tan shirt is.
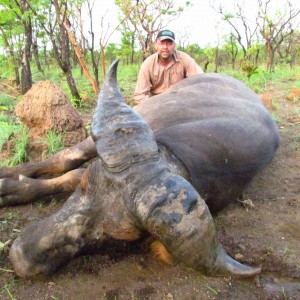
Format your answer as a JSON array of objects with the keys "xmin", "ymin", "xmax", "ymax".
[{"xmin": 134, "ymin": 50, "xmax": 203, "ymax": 104}]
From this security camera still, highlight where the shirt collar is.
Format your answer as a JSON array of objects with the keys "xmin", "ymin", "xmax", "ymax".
[{"xmin": 155, "ymin": 50, "xmax": 179, "ymax": 64}]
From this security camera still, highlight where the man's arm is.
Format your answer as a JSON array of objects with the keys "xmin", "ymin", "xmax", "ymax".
[
  {"xmin": 134, "ymin": 64, "xmax": 151, "ymax": 104},
  {"xmin": 186, "ymin": 59, "xmax": 204, "ymax": 77}
]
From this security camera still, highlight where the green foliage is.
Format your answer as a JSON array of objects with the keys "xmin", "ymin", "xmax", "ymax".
[
  {"xmin": 0, "ymin": 94, "xmax": 17, "ymax": 111},
  {"xmin": 7, "ymin": 124, "xmax": 28, "ymax": 166},
  {"xmin": 271, "ymin": 112, "xmax": 283, "ymax": 124},
  {"xmin": 106, "ymin": 43, "xmax": 121, "ymax": 61},
  {"xmin": 220, "ymin": 65, "xmax": 300, "ymax": 94},
  {"xmin": 117, "ymin": 62, "xmax": 139, "ymax": 105},
  {"xmin": 0, "ymin": 113, "xmax": 12, "ymax": 122},
  {"xmin": 48, "ymin": 68, "xmax": 65, "ymax": 83},
  {"xmin": 0, "ymin": 5, "xmax": 18, "ymax": 26},
  {"xmin": 0, "ymin": 120, "xmax": 15, "ymax": 151},
  {"xmin": 184, "ymin": 44, "xmax": 204, "ymax": 56},
  {"xmin": 223, "ymin": 13, "xmax": 234, "ymax": 21},
  {"xmin": 0, "ymin": 112, "xmax": 28, "ymax": 167},
  {"xmin": 241, "ymin": 63, "xmax": 259, "ymax": 79},
  {"xmin": 0, "ymin": 107, "xmax": 19, "ymax": 153},
  {"xmin": 45, "ymin": 130, "xmax": 65, "ymax": 157}
]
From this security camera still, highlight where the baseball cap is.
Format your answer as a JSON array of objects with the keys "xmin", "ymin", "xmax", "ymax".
[{"xmin": 156, "ymin": 30, "xmax": 175, "ymax": 43}]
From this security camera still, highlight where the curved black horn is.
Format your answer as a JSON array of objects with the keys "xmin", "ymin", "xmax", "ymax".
[
  {"xmin": 102, "ymin": 59, "xmax": 119, "ymax": 93},
  {"xmin": 91, "ymin": 59, "xmax": 159, "ymax": 173}
]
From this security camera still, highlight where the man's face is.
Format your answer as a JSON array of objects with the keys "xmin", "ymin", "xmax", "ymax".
[{"xmin": 155, "ymin": 39, "xmax": 176, "ymax": 59}]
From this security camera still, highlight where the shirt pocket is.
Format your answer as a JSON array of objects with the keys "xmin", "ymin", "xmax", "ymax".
[{"xmin": 170, "ymin": 68, "xmax": 184, "ymax": 85}]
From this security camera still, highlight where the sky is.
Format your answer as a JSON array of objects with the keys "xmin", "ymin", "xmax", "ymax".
[{"xmin": 83, "ymin": 0, "xmax": 300, "ymax": 48}]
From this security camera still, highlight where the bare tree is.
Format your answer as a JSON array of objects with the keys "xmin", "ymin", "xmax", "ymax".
[
  {"xmin": 82, "ymin": 1, "xmax": 135, "ymax": 77},
  {"xmin": 212, "ymin": 0, "xmax": 258, "ymax": 58},
  {"xmin": 226, "ymin": 33, "xmax": 239, "ymax": 69},
  {"xmin": 83, "ymin": 0, "xmax": 100, "ymax": 85},
  {"xmin": 116, "ymin": 0, "xmax": 188, "ymax": 60},
  {"xmin": 257, "ymin": 0, "xmax": 300, "ymax": 72},
  {"xmin": 176, "ymin": 27, "xmax": 190, "ymax": 50},
  {"xmin": 99, "ymin": 11, "xmax": 111, "ymax": 77},
  {"xmin": 75, "ymin": 3, "xmax": 87, "ymax": 57},
  {"xmin": 277, "ymin": 30, "xmax": 300, "ymax": 68},
  {"xmin": 32, "ymin": 19, "xmax": 45, "ymax": 76},
  {"xmin": 51, "ymin": 0, "xmax": 81, "ymax": 100},
  {"xmin": 25, "ymin": 0, "xmax": 81, "ymax": 102}
]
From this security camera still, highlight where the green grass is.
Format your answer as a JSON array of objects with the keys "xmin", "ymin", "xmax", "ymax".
[
  {"xmin": 8, "ymin": 125, "xmax": 28, "ymax": 166},
  {"xmin": 0, "ymin": 114, "xmax": 13, "ymax": 122},
  {"xmin": 0, "ymin": 123, "xmax": 28, "ymax": 166},
  {"xmin": 117, "ymin": 63, "xmax": 140, "ymax": 106},
  {"xmin": 0, "ymin": 276, "xmax": 20, "ymax": 300},
  {"xmin": 202, "ymin": 283, "xmax": 218, "ymax": 295},
  {"xmin": 45, "ymin": 130, "xmax": 65, "ymax": 157},
  {"xmin": 221, "ymin": 65, "xmax": 300, "ymax": 93},
  {"xmin": 0, "ymin": 94, "xmax": 17, "ymax": 111},
  {"xmin": 0, "ymin": 211, "xmax": 21, "ymax": 240},
  {"xmin": 1, "ymin": 62, "xmax": 300, "ymax": 165},
  {"xmin": 271, "ymin": 112, "xmax": 284, "ymax": 124},
  {"xmin": 39, "ymin": 61, "xmax": 139, "ymax": 107},
  {"xmin": 30, "ymin": 60, "xmax": 300, "ymax": 110},
  {"xmin": 0, "ymin": 121, "xmax": 16, "ymax": 151}
]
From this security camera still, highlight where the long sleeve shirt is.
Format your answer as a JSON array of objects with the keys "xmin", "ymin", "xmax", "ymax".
[{"xmin": 134, "ymin": 50, "xmax": 203, "ymax": 104}]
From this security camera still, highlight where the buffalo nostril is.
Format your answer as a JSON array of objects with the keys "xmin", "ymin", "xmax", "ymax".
[{"xmin": 182, "ymin": 196, "xmax": 198, "ymax": 213}]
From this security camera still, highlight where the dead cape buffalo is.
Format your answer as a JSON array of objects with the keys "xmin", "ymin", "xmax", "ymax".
[{"xmin": 0, "ymin": 60, "xmax": 280, "ymax": 279}]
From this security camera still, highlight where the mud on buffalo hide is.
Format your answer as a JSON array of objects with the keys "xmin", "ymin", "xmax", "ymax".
[{"xmin": 136, "ymin": 73, "xmax": 280, "ymax": 212}]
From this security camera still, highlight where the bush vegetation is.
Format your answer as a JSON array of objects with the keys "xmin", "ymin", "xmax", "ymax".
[{"xmin": 1, "ymin": 59, "xmax": 300, "ymax": 166}]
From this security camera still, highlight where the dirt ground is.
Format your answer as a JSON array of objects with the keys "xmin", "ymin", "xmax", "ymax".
[{"xmin": 0, "ymin": 82, "xmax": 299, "ymax": 299}]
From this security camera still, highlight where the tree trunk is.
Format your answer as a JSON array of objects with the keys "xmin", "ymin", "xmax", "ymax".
[
  {"xmin": 21, "ymin": 18, "xmax": 33, "ymax": 94},
  {"xmin": 43, "ymin": 44, "xmax": 48, "ymax": 67},
  {"xmin": 131, "ymin": 33, "xmax": 135, "ymax": 64},
  {"xmin": 255, "ymin": 49, "xmax": 260, "ymax": 67},
  {"xmin": 100, "ymin": 45, "xmax": 106, "ymax": 77},
  {"xmin": 91, "ymin": 50, "xmax": 99, "ymax": 87},
  {"xmin": 214, "ymin": 46, "xmax": 219, "ymax": 73},
  {"xmin": 14, "ymin": 66, "xmax": 21, "ymax": 87},
  {"xmin": 65, "ymin": 69, "xmax": 81, "ymax": 101},
  {"xmin": 52, "ymin": 0, "xmax": 81, "ymax": 102},
  {"xmin": 265, "ymin": 39, "xmax": 274, "ymax": 73},
  {"xmin": 32, "ymin": 42, "xmax": 44, "ymax": 76}
]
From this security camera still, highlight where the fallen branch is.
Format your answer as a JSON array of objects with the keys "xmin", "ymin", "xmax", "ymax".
[
  {"xmin": 0, "ymin": 81, "xmax": 18, "ymax": 91},
  {"xmin": 0, "ymin": 90, "xmax": 19, "ymax": 100}
]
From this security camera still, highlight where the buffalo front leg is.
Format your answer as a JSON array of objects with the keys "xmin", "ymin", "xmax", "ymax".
[
  {"xmin": 0, "ymin": 136, "xmax": 96, "ymax": 179},
  {"xmin": 0, "ymin": 169, "xmax": 85, "ymax": 207}
]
